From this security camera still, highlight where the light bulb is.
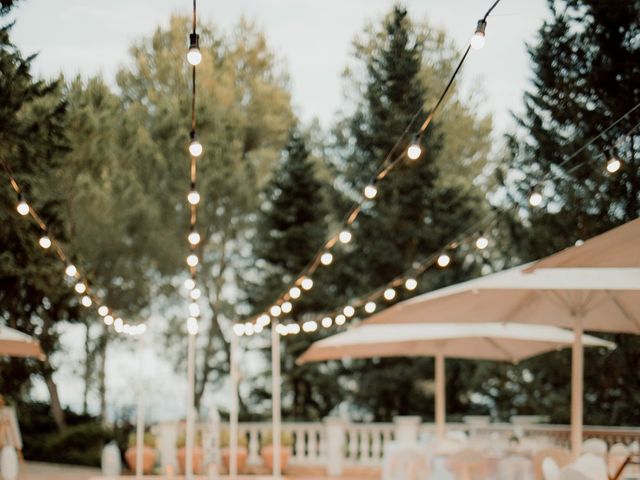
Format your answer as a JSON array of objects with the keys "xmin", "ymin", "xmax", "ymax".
[
  {"xmin": 187, "ymin": 317, "xmax": 199, "ymax": 335},
  {"xmin": 606, "ymin": 157, "xmax": 621, "ymax": 173},
  {"xmin": 270, "ymin": 305, "xmax": 282, "ymax": 317},
  {"xmin": 244, "ymin": 322, "xmax": 255, "ymax": 336},
  {"xmin": 187, "ymin": 33, "xmax": 202, "ymax": 66},
  {"xmin": 405, "ymin": 278, "xmax": 418, "ymax": 291},
  {"xmin": 407, "ymin": 135, "xmax": 422, "ymax": 160},
  {"xmin": 287, "ymin": 323, "xmax": 300, "ymax": 335},
  {"xmin": 254, "ymin": 323, "xmax": 263, "ymax": 334},
  {"xmin": 65, "ymin": 264, "xmax": 77, "ymax": 278},
  {"xmin": 383, "ymin": 288, "xmax": 396, "ymax": 301},
  {"xmin": 187, "ymin": 190, "xmax": 201, "ymax": 205},
  {"xmin": 184, "ymin": 278, "xmax": 196, "ymax": 290},
  {"xmin": 189, "ymin": 302, "xmax": 200, "ymax": 317},
  {"xmin": 233, "ymin": 323, "xmax": 246, "ymax": 337},
  {"xmin": 437, "ymin": 253, "xmax": 451, "ymax": 268},
  {"xmin": 475, "ymin": 236, "xmax": 489, "ymax": 250},
  {"xmin": 364, "ymin": 301, "xmax": 376, "ymax": 314},
  {"xmin": 190, "ymin": 288, "xmax": 201, "ymax": 300},
  {"xmin": 98, "ymin": 305, "xmax": 109, "ymax": 317},
  {"xmin": 320, "ymin": 252, "xmax": 333, "ymax": 265},
  {"xmin": 321, "ymin": 317, "xmax": 333, "ymax": 328},
  {"xmin": 257, "ymin": 314, "xmax": 271, "ymax": 326},
  {"xmin": 104, "ymin": 315, "xmax": 114, "ymax": 326},
  {"xmin": 470, "ymin": 20, "xmax": 487, "ymax": 50},
  {"xmin": 339, "ymin": 230, "xmax": 352, "ymax": 244},
  {"xmin": 114, "ymin": 317, "xmax": 124, "ymax": 332},
  {"xmin": 189, "ymin": 139, "xmax": 203, "ymax": 157},
  {"xmin": 281, "ymin": 301, "xmax": 292, "ymax": 314},
  {"xmin": 81, "ymin": 295, "xmax": 92, "ymax": 307},
  {"xmin": 188, "ymin": 231, "xmax": 201, "ymax": 246},
  {"xmin": 302, "ymin": 320, "xmax": 317, "ymax": 332},
  {"xmin": 335, "ymin": 314, "xmax": 346, "ymax": 325},
  {"xmin": 289, "ymin": 287, "xmax": 301, "ymax": 299},
  {"xmin": 529, "ymin": 191, "xmax": 543, "ymax": 207},
  {"xmin": 301, "ymin": 277, "xmax": 313, "ymax": 291},
  {"xmin": 123, "ymin": 324, "xmax": 132, "ymax": 335},
  {"xmin": 343, "ymin": 306, "xmax": 355, "ymax": 318},
  {"xmin": 75, "ymin": 282, "xmax": 87, "ymax": 294},
  {"xmin": 364, "ymin": 184, "xmax": 377, "ymax": 199},
  {"xmin": 276, "ymin": 324, "xmax": 288, "ymax": 336},
  {"xmin": 16, "ymin": 198, "xmax": 29, "ymax": 216},
  {"xmin": 39, "ymin": 235, "xmax": 51, "ymax": 249},
  {"xmin": 187, "ymin": 254, "xmax": 199, "ymax": 267}
]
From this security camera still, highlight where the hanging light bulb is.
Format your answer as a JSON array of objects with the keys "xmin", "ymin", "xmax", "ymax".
[
  {"xmin": 187, "ymin": 33, "xmax": 202, "ymax": 66},
  {"xmin": 343, "ymin": 306, "xmax": 355, "ymax": 318},
  {"xmin": 98, "ymin": 305, "xmax": 109, "ymax": 317},
  {"xmin": 364, "ymin": 184, "xmax": 378, "ymax": 199},
  {"xmin": 39, "ymin": 235, "xmax": 52, "ymax": 249},
  {"xmin": 233, "ymin": 323, "xmax": 246, "ymax": 337},
  {"xmin": 104, "ymin": 314, "xmax": 114, "ymax": 326},
  {"xmin": 276, "ymin": 324, "xmax": 288, "ymax": 336},
  {"xmin": 81, "ymin": 295, "xmax": 92, "ymax": 307},
  {"xmin": 257, "ymin": 314, "xmax": 271, "ymax": 327},
  {"xmin": 475, "ymin": 235, "xmax": 489, "ymax": 250},
  {"xmin": 188, "ymin": 230, "xmax": 201, "ymax": 246},
  {"xmin": 529, "ymin": 191, "xmax": 543, "ymax": 207},
  {"xmin": 302, "ymin": 320, "xmax": 318, "ymax": 332},
  {"xmin": 383, "ymin": 288, "xmax": 397, "ymax": 301},
  {"xmin": 187, "ymin": 254, "xmax": 199, "ymax": 267},
  {"xmin": 321, "ymin": 317, "xmax": 333, "ymax": 328},
  {"xmin": 289, "ymin": 286, "xmax": 301, "ymax": 299},
  {"xmin": 189, "ymin": 302, "xmax": 200, "ymax": 317},
  {"xmin": 437, "ymin": 253, "xmax": 451, "ymax": 268},
  {"xmin": 405, "ymin": 278, "xmax": 418, "ymax": 291},
  {"xmin": 74, "ymin": 282, "xmax": 87, "ymax": 294},
  {"xmin": 407, "ymin": 134, "xmax": 422, "ymax": 160},
  {"xmin": 16, "ymin": 195, "xmax": 29, "ymax": 216},
  {"xmin": 184, "ymin": 278, "xmax": 196, "ymax": 290},
  {"xmin": 187, "ymin": 317, "xmax": 199, "ymax": 335},
  {"xmin": 254, "ymin": 323, "xmax": 263, "ymax": 334},
  {"xmin": 65, "ymin": 264, "xmax": 77, "ymax": 278},
  {"xmin": 244, "ymin": 322, "xmax": 255, "ymax": 336},
  {"xmin": 270, "ymin": 305, "xmax": 282, "ymax": 317},
  {"xmin": 339, "ymin": 230, "xmax": 352, "ymax": 244},
  {"xmin": 190, "ymin": 288, "xmax": 201, "ymax": 300},
  {"xmin": 187, "ymin": 185, "xmax": 201, "ymax": 205},
  {"xmin": 281, "ymin": 301, "xmax": 292, "ymax": 314},
  {"xmin": 470, "ymin": 19, "xmax": 487, "ymax": 49},
  {"xmin": 606, "ymin": 156, "xmax": 621, "ymax": 173},
  {"xmin": 364, "ymin": 301, "xmax": 376, "ymax": 314},
  {"xmin": 335, "ymin": 314, "xmax": 346, "ymax": 326},
  {"xmin": 287, "ymin": 323, "xmax": 300, "ymax": 335},
  {"xmin": 189, "ymin": 137, "xmax": 203, "ymax": 157},
  {"xmin": 301, "ymin": 277, "xmax": 313, "ymax": 291},
  {"xmin": 320, "ymin": 252, "xmax": 333, "ymax": 265},
  {"xmin": 114, "ymin": 317, "xmax": 124, "ymax": 333}
]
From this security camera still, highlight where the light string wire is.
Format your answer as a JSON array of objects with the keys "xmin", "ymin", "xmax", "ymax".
[
  {"xmin": 238, "ymin": 0, "xmax": 503, "ymax": 331},
  {"xmin": 1, "ymin": 158, "xmax": 145, "ymax": 336},
  {"xmin": 236, "ymin": 100, "xmax": 640, "ymax": 337}
]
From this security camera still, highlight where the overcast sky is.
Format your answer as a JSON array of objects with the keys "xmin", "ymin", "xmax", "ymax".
[{"xmin": 8, "ymin": 0, "xmax": 549, "ymax": 418}]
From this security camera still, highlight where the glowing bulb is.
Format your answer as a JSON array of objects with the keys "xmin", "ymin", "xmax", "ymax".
[
  {"xmin": 75, "ymin": 282, "xmax": 87, "ymax": 294},
  {"xmin": 39, "ymin": 235, "xmax": 51, "ymax": 249},
  {"xmin": 301, "ymin": 277, "xmax": 313, "ymax": 291},
  {"xmin": 270, "ymin": 305, "xmax": 282, "ymax": 317},
  {"xmin": 189, "ymin": 139, "xmax": 203, "ymax": 157},
  {"xmin": 281, "ymin": 301, "xmax": 292, "ymax": 314},
  {"xmin": 187, "ymin": 190, "xmax": 200, "ymax": 205},
  {"xmin": 475, "ymin": 236, "xmax": 489, "ymax": 250},
  {"xmin": 302, "ymin": 320, "xmax": 318, "ymax": 332},
  {"xmin": 364, "ymin": 185, "xmax": 377, "ymax": 199},
  {"xmin": 320, "ymin": 252, "xmax": 333, "ymax": 265},
  {"xmin": 335, "ymin": 314, "xmax": 346, "ymax": 325},
  {"xmin": 233, "ymin": 323, "xmax": 246, "ymax": 336},
  {"xmin": 187, "ymin": 317, "xmax": 199, "ymax": 335},
  {"xmin": 470, "ymin": 20, "xmax": 487, "ymax": 50},
  {"xmin": 405, "ymin": 278, "xmax": 418, "ymax": 290},
  {"xmin": 65, "ymin": 264, "xmax": 77, "ymax": 277},
  {"xmin": 123, "ymin": 324, "xmax": 132, "ymax": 335},
  {"xmin": 437, "ymin": 254, "xmax": 451, "ymax": 268},
  {"xmin": 254, "ymin": 323, "xmax": 263, "ymax": 334},
  {"xmin": 287, "ymin": 323, "xmax": 300, "ymax": 335},
  {"xmin": 98, "ymin": 306, "xmax": 109, "ymax": 317},
  {"xmin": 189, "ymin": 302, "xmax": 200, "ymax": 317},
  {"xmin": 289, "ymin": 287, "xmax": 301, "ymax": 299},
  {"xmin": 339, "ymin": 230, "xmax": 352, "ymax": 244},
  {"xmin": 407, "ymin": 135, "xmax": 422, "ymax": 160},
  {"xmin": 188, "ymin": 231, "xmax": 201, "ymax": 245},
  {"xmin": 606, "ymin": 157, "xmax": 621, "ymax": 173},
  {"xmin": 187, "ymin": 254, "xmax": 199, "ymax": 267},
  {"xmin": 343, "ymin": 306, "xmax": 355, "ymax": 318},
  {"xmin": 190, "ymin": 288, "xmax": 201, "ymax": 300},
  {"xmin": 276, "ymin": 324, "xmax": 287, "ymax": 336},
  {"xmin": 104, "ymin": 315, "xmax": 114, "ymax": 326},
  {"xmin": 383, "ymin": 288, "xmax": 396, "ymax": 301},
  {"xmin": 114, "ymin": 317, "xmax": 124, "ymax": 332},
  {"xmin": 187, "ymin": 33, "xmax": 202, "ymax": 66},
  {"xmin": 244, "ymin": 322, "xmax": 255, "ymax": 336},
  {"xmin": 257, "ymin": 314, "xmax": 271, "ymax": 326},
  {"xmin": 364, "ymin": 301, "xmax": 376, "ymax": 314},
  {"xmin": 81, "ymin": 295, "xmax": 92, "ymax": 307},
  {"xmin": 529, "ymin": 191, "xmax": 543, "ymax": 207},
  {"xmin": 321, "ymin": 317, "xmax": 333, "ymax": 328},
  {"xmin": 16, "ymin": 199, "xmax": 29, "ymax": 216},
  {"xmin": 184, "ymin": 278, "xmax": 196, "ymax": 290}
]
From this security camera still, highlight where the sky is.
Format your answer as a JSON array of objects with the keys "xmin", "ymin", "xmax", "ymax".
[{"xmin": 8, "ymin": 0, "xmax": 549, "ymax": 419}]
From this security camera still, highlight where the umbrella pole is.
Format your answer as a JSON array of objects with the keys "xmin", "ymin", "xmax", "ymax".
[
  {"xmin": 186, "ymin": 330, "xmax": 196, "ymax": 480},
  {"xmin": 230, "ymin": 332, "xmax": 239, "ymax": 478},
  {"xmin": 435, "ymin": 352, "xmax": 446, "ymax": 440},
  {"xmin": 271, "ymin": 321, "xmax": 282, "ymax": 478},
  {"xmin": 571, "ymin": 323, "xmax": 584, "ymax": 458}
]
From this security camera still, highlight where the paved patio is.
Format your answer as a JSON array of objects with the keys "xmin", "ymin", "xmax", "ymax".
[{"xmin": 20, "ymin": 462, "xmax": 100, "ymax": 480}]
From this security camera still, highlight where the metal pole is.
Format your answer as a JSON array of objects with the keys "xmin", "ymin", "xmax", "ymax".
[
  {"xmin": 230, "ymin": 333, "xmax": 239, "ymax": 478},
  {"xmin": 186, "ymin": 330, "xmax": 196, "ymax": 479},
  {"xmin": 135, "ymin": 334, "xmax": 145, "ymax": 479},
  {"xmin": 571, "ymin": 323, "xmax": 584, "ymax": 458},
  {"xmin": 271, "ymin": 321, "xmax": 282, "ymax": 478},
  {"xmin": 435, "ymin": 352, "xmax": 446, "ymax": 441}
]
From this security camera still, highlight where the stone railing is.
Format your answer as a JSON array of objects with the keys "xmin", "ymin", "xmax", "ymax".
[{"xmin": 151, "ymin": 417, "xmax": 640, "ymax": 476}]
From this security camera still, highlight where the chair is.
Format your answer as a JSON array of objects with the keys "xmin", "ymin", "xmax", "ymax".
[
  {"xmin": 560, "ymin": 453, "xmax": 608, "ymax": 480},
  {"xmin": 533, "ymin": 447, "xmax": 572, "ymax": 480},
  {"xmin": 542, "ymin": 457, "xmax": 560, "ymax": 480},
  {"xmin": 608, "ymin": 443, "xmax": 630, "ymax": 478},
  {"xmin": 449, "ymin": 449, "xmax": 489, "ymax": 480},
  {"xmin": 581, "ymin": 438, "xmax": 607, "ymax": 458}
]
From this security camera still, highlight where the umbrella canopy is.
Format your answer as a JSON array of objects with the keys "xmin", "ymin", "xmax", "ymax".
[
  {"xmin": 526, "ymin": 218, "xmax": 640, "ymax": 270},
  {"xmin": 0, "ymin": 325, "xmax": 45, "ymax": 360},
  {"xmin": 298, "ymin": 322, "xmax": 614, "ymax": 440}
]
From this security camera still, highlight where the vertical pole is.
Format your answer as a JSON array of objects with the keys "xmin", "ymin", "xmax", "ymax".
[
  {"xmin": 230, "ymin": 333, "xmax": 239, "ymax": 478},
  {"xmin": 271, "ymin": 321, "xmax": 282, "ymax": 478},
  {"xmin": 435, "ymin": 353, "xmax": 446, "ymax": 441},
  {"xmin": 186, "ymin": 331, "xmax": 196, "ymax": 479},
  {"xmin": 135, "ymin": 334, "xmax": 145, "ymax": 479},
  {"xmin": 571, "ymin": 323, "xmax": 584, "ymax": 458}
]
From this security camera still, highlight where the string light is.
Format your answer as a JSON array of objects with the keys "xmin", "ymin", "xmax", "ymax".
[
  {"xmin": 321, "ymin": 317, "xmax": 333, "ymax": 328},
  {"xmin": 270, "ymin": 305, "xmax": 282, "ymax": 317},
  {"xmin": 364, "ymin": 185, "xmax": 378, "ymax": 199},
  {"xmin": 320, "ymin": 252, "xmax": 333, "ymax": 265},
  {"xmin": 529, "ymin": 191, "xmax": 543, "ymax": 207},
  {"xmin": 364, "ymin": 301, "xmax": 377, "ymax": 314},
  {"xmin": 187, "ymin": 187, "xmax": 200, "ymax": 206},
  {"xmin": 16, "ymin": 195, "xmax": 29, "ymax": 216},
  {"xmin": 81, "ymin": 295, "xmax": 92, "ymax": 307},
  {"xmin": 257, "ymin": 314, "xmax": 271, "ymax": 326},
  {"xmin": 190, "ymin": 288, "xmax": 201, "ymax": 300},
  {"xmin": 275, "ymin": 324, "xmax": 287, "ymax": 336},
  {"xmin": 475, "ymin": 235, "xmax": 489, "ymax": 250},
  {"xmin": 39, "ymin": 235, "xmax": 51, "ymax": 249},
  {"xmin": 286, "ymin": 323, "xmax": 300, "ymax": 335},
  {"xmin": 184, "ymin": 278, "xmax": 196, "ymax": 290},
  {"xmin": 281, "ymin": 302, "xmax": 292, "ymax": 314},
  {"xmin": 65, "ymin": 264, "xmax": 77, "ymax": 277},
  {"xmin": 301, "ymin": 277, "xmax": 314, "ymax": 291},
  {"xmin": 606, "ymin": 156, "xmax": 621, "ymax": 173},
  {"xmin": 470, "ymin": 20, "xmax": 487, "ymax": 49},
  {"xmin": 254, "ymin": 323, "xmax": 263, "ymax": 334},
  {"xmin": 343, "ymin": 306, "xmax": 355, "ymax": 318},
  {"xmin": 187, "ymin": 317, "xmax": 199, "ymax": 335},
  {"xmin": 187, "ymin": 33, "xmax": 202, "ymax": 66},
  {"xmin": 188, "ymin": 302, "xmax": 200, "ymax": 317},
  {"xmin": 188, "ymin": 134, "xmax": 203, "ymax": 158},
  {"xmin": 98, "ymin": 305, "xmax": 109, "ymax": 317},
  {"xmin": 302, "ymin": 320, "xmax": 318, "ymax": 332},
  {"xmin": 335, "ymin": 314, "xmax": 346, "ymax": 326},
  {"xmin": 104, "ymin": 315, "xmax": 114, "ymax": 326},
  {"xmin": 437, "ymin": 253, "xmax": 451, "ymax": 268},
  {"xmin": 339, "ymin": 230, "xmax": 352, "ymax": 244},
  {"xmin": 114, "ymin": 317, "xmax": 124, "ymax": 332},
  {"xmin": 188, "ymin": 230, "xmax": 201, "ymax": 246},
  {"xmin": 383, "ymin": 288, "xmax": 396, "ymax": 301},
  {"xmin": 407, "ymin": 134, "xmax": 422, "ymax": 160},
  {"xmin": 187, "ymin": 254, "xmax": 199, "ymax": 267},
  {"xmin": 233, "ymin": 323, "xmax": 246, "ymax": 336},
  {"xmin": 245, "ymin": 322, "xmax": 255, "ymax": 336},
  {"xmin": 74, "ymin": 282, "xmax": 87, "ymax": 294},
  {"xmin": 289, "ymin": 286, "xmax": 301, "ymax": 299},
  {"xmin": 405, "ymin": 278, "xmax": 418, "ymax": 291}
]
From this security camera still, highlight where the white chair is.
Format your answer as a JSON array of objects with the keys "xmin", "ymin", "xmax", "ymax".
[
  {"xmin": 608, "ymin": 443, "xmax": 629, "ymax": 478},
  {"xmin": 533, "ymin": 447, "xmax": 573, "ymax": 480},
  {"xmin": 581, "ymin": 438, "xmax": 607, "ymax": 458},
  {"xmin": 561, "ymin": 453, "xmax": 608, "ymax": 480},
  {"xmin": 542, "ymin": 457, "xmax": 560, "ymax": 480}
]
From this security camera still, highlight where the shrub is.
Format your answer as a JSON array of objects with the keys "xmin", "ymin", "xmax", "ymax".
[{"xmin": 259, "ymin": 431, "xmax": 293, "ymax": 448}]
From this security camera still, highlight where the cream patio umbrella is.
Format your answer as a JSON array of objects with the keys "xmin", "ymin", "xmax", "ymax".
[
  {"xmin": 298, "ymin": 322, "xmax": 614, "ymax": 440},
  {"xmin": 0, "ymin": 325, "xmax": 45, "ymax": 360},
  {"xmin": 362, "ymin": 264, "xmax": 640, "ymax": 456}
]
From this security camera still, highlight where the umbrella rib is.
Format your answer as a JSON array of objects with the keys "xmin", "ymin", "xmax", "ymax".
[
  {"xmin": 605, "ymin": 290, "xmax": 640, "ymax": 332},
  {"xmin": 483, "ymin": 337, "xmax": 517, "ymax": 363}
]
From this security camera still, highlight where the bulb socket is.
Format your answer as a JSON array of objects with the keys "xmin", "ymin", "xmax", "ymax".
[
  {"xmin": 189, "ymin": 33, "xmax": 200, "ymax": 49},
  {"xmin": 475, "ymin": 19, "xmax": 487, "ymax": 35}
]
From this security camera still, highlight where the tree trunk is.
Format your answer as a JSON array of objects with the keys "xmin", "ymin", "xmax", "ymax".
[
  {"xmin": 42, "ymin": 365, "xmax": 67, "ymax": 432},
  {"xmin": 97, "ymin": 324, "xmax": 109, "ymax": 425},
  {"xmin": 82, "ymin": 322, "xmax": 92, "ymax": 415}
]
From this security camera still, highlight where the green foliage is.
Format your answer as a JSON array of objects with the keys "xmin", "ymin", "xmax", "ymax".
[
  {"xmin": 128, "ymin": 432, "xmax": 156, "ymax": 448},
  {"xmin": 259, "ymin": 431, "xmax": 293, "ymax": 448},
  {"xmin": 219, "ymin": 429, "xmax": 248, "ymax": 448}
]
